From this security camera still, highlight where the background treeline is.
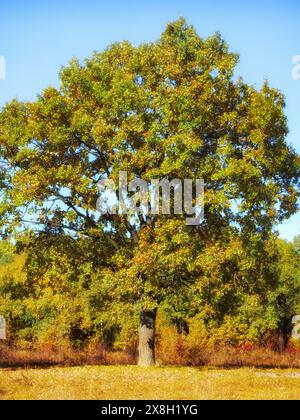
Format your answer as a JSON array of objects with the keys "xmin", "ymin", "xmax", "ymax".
[{"xmin": 1, "ymin": 233, "xmax": 300, "ymax": 367}]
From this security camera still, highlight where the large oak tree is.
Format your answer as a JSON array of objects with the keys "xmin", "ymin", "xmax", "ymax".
[{"xmin": 0, "ymin": 19, "xmax": 299, "ymax": 366}]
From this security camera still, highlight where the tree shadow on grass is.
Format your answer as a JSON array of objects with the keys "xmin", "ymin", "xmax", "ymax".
[{"xmin": 191, "ymin": 364, "xmax": 300, "ymax": 371}]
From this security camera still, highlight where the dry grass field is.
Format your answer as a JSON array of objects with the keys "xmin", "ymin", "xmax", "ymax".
[{"xmin": 0, "ymin": 365, "xmax": 300, "ymax": 400}]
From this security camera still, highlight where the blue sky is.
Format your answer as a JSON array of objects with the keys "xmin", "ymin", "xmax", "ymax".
[{"xmin": 0, "ymin": 0, "xmax": 299, "ymax": 240}]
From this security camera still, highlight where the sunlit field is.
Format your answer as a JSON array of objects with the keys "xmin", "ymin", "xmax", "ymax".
[{"xmin": 1, "ymin": 366, "xmax": 300, "ymax": 400}]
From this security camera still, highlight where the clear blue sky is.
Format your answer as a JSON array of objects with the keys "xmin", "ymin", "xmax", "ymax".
[{"xmin": 0, "ymin": 0, "xmax": 299, "ymax": 241}]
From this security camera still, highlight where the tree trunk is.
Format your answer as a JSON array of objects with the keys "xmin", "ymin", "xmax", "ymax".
[
  {"xmin": 138, "ymin": 309, "xmax": 157, "ymax": 367},
  {"xmin": 277, "ymin": 329, "xmax": 288, "ymax": 353},
  {"xmin": 173, "ymin": 318, "xmax": 189, "ymax": 335}
]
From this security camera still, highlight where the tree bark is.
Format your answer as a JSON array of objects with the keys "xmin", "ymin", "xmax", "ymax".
[{"xmin": 138, "ymin": 309, "xmax": 157, "ymax": 367}]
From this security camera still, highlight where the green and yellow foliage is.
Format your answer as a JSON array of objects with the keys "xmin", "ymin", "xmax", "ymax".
[{"xmin": 0, "ymin": 19, "xmax": 299, "ymax": 363}]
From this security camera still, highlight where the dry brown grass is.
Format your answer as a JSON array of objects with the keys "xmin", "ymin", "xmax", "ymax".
[
  {"xmin": 1, "ymin": 365, "xmax": 300, "ymax": 400},
  {"xmin": 157, "ymin": 345, "xmax": 300, "ymax": 368},
  {"xmin": 0, "ymin": 344, "xmax": 135, "ymax": 369},
  {"xmin": 2, "ymin": 342, "xmax": 300, "ymax": 369}
]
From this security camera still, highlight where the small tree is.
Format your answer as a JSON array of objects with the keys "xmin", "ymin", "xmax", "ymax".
[{"xmin": 0, "ymin": 19, "xmax": 299, "ymax": 366}]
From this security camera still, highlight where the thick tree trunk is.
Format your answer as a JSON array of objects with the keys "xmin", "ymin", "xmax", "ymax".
[{"xmin": 138, "ymin": 309, "xmax": 157, "ymax": 367}]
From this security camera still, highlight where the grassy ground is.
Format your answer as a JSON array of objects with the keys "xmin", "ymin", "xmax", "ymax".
[{"xmin": 1, "ymin": 365, "xmax": 300, "ymax": 400}]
